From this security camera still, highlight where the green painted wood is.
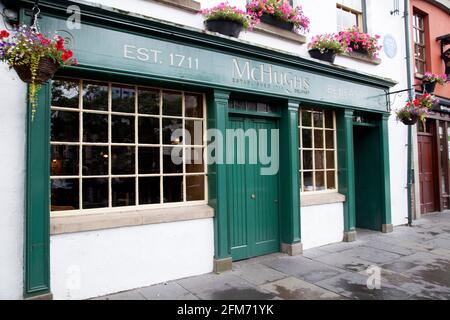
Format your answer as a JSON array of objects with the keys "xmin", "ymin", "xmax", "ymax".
[
  {"xmin": 25, "ymin": 83, "xmax": 51, "ymax": 297},
  {"xmin": 353, "ymin": 125, "xmax": 383, "ymax": 231},
  {"xmin": 23, "ymin": 13, "xmax": 391, "ymax": 112},
  {"xmin": 227, "ymin": 116, "xmax": 280, "ymax": 260},
  {"xmin": 337, "ymin": 110, "xmax": 356, "ymax": 233},
  {"xmin": 380, "ymin": 114, "xmax": 392, "ymax": 225},
  {"xmin": 279, "ymin": 101, "xmax": 301, "ymax": 245},
  {"xmin": 208, "ymin": 90, "xmax": 231, "ymax": 260}
]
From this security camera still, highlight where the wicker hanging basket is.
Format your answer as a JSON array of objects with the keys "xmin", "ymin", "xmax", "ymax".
[
  {"xmin": 400, "ymin": 114, "xmax": 419, "ymax": 125},
  {"xmin": 13, "ymin": 57, "xmax": 60, "ymax": 84}
]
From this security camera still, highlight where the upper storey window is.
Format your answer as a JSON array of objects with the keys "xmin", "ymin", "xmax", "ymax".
[
  {"xmin": 413, "ymin": 11, "xmax": 427, "ymax": 75},
  {"xmin": 336, "ymin": 0, "xmax": 363, "ymax": 32}
]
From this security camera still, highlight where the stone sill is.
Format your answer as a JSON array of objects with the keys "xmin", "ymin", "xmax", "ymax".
[
  {"xmin": 149, "ymin": 0, "xmax": 200, "ymax": 13},
  {"xmin": 301, "ymin": 193, "xmax": 346, "ymax": 207},
  {"xmin": 50, "ymin": 204, "xmax": 214, "ymax": 235},
  {"xmin": 339, "ymin": 52, "xmax": 381, "ymax": 65},
  {"xmin": 254, "ymin": 23, "xmax": 306, "ymax": 44}
]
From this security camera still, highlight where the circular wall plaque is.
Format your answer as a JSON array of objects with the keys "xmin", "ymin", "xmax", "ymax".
[{"xmin": 383, "ymin": 34, "xmax": 397, "ymax": 59}]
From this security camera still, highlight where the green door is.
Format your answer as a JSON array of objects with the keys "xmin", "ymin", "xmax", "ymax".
[{"xmin": 227, "ymin": 116, "xmax": 280, "ymax": 261}]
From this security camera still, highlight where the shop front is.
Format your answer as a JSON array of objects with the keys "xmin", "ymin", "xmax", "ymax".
[{"xmin": 15, "ymin": 1, "xmax": 396, "ymax": 299}]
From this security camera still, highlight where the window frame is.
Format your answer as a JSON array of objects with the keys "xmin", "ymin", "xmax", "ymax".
[
  {"xmin": 336, "ymin": 2, "xmax": 364, "ymax": 32},
  {"xmin": 298, "ymin": 108, "xmax": 338, "ymax": 194},
  {"xmin": 412, "ymin": 11, "xmax": 428, "ymax": 76},
  {"xmin": 50, "ymin": 78, "xmax": 208, "ymax": 217}
]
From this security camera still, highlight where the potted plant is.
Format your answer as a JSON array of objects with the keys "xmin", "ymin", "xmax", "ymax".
[
  {"xmin": 338, "ymin": 27, "xmax": 382, "ymax": 60},
  {"xmin": 396, "ymin": 93, "xmax": 436, "ymax": 125},
  {"xmin": 308, "ymin": 33, "xmax": 346, "ymax": 63},
  {"xmin": 201, "ymin": 2, "xmax": 254, "ymax": 38},
  {"xmin": 246, "ymin": 0, "xmax": 310, "ymax": 33},
  {"xmin": 422, "ymin": 72, "xmax": 447, "ymax": 93},
  {"xmin": 0, "ymin": 26, "xmax": 76, "ymax": 118}
]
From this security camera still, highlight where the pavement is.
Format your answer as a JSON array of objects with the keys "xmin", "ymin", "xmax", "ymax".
[{"xmin": 95, "ymin": 212, "xmax": 450, "ymax": 300}]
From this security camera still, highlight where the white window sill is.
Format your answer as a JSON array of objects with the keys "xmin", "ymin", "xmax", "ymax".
[
  {"xmin": 301, "ymin": 193, "xmax": 346, "ymax": 207},
  {"xmin": 254, "ymin": 23, "xmax": 306, "ymax": 45},
  {"xmin": 339, "ymin": 51, "xmax": 381, "ymax": 65},
  {"xmin": 149, "ymin": 0, "xmax": 201, "ymax": 13},
  {"xmin": 50, "ymin": 204, "xmax": 214, "ymax": 235}
]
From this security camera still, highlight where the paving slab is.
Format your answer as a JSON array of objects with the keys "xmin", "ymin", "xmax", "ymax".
[
  {"xmin": 138, "ymin": 281, "xmax": 198, "ymax": 300},
  {"xmin": 381, "ymin": 251, "xmax": 448, "ymax": 274},
  {"xmin": 314, "ymin": 251, "xmax": 374, "ymax": 272},
  {"xmin": 338, "ymin": 246, "xmax": 402, "ymax": 264},
  {"xmin": 232, "ymin": 262, "xmax": 288, "ymax": 286},
  {"xmin": 259, "ymin": 277, "xmax": 344, "ymax": 300},
  {"xmin": 94, "ymin": 289, "xmax": 146, "ymax": 300}
]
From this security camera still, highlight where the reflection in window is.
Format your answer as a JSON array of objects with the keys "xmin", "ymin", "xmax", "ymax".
[
  {"xmin": 299, "ymin": 108, "xmax": 337, "ymax": 192},
  {"xmin": 336, "ymin": 1, "xmax": 363, "ymax": 31},
  {"xmin": 50, "ymin": 79, "xmax": 206, "ymax": 214}
]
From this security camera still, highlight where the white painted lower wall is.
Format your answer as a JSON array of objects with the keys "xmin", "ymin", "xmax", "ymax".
[
  {"xmin": 301, "ymin": 203, "xmax": 344, "ymax": 250},
  {"xmin": 50, "ymin": 218, "xmax": 214, "ymax": 300}
]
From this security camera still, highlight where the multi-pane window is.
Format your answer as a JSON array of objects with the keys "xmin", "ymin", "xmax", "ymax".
[
  {"xmin": 50, "ymin": 79, "xmax": 206, "ymax": 215},
  {"xmin": 299, "ymin": 108, "xmax": 338, "ymax": 193},
  {"xmin": 336, "ymin": 1, "xmax": 363, "ymax": 31},
  {"xmin": 413, "ymin": 12, "xmax": 427, "ymax": 75}
]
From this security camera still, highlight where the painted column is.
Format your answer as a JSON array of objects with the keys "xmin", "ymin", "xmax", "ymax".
[
  {"xmin": 25, "ymin": 84, "xmax": 51, "ymax": 299},
  {"xmin": 380, "ymin": 113, "xmax": 393, "ymax": 233},
  {"xmin": 208, "ymin": 90, "xmax": 232, "ymax": 272},
  {"xmin": 279, "ymin": 100, "xmax": 302, "ymax": 255},
  {"xmin": 337, "ymin": 109, "xmax": 356, "ymax": 242}
]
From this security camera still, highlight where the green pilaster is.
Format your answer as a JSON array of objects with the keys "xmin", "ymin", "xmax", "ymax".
[
  {"xmin": 279, "ymin": 100, "xmax": 302, "ymax": 254},
  {"xmin": 380, "ymin": 114, "xmax": 393, "ymax": 232},
  {"xmin": 337, "ymin": 109, "xmax": 356, "ymax": 241},
  {"xmin": 25, "ymin": 84, "xmax": 51, "ymax": 298},
  {"xmin": 208, "ymin": 90, "xmax": 231, "ymax": 269}
]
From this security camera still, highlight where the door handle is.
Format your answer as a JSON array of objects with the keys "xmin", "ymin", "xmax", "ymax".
[{"xmin": 251, "ymin": 194, "xmax": 256, "ymax": 199}]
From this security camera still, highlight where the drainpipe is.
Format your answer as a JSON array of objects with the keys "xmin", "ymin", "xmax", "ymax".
[{"xmin": 404, "ymin": 0, "xmax": 414, "ymax": 226}]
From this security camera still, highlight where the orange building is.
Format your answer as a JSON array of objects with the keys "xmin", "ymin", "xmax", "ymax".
[{"xmin": 412, "ymin": 0, "xmax": 450, "ymax": 216}]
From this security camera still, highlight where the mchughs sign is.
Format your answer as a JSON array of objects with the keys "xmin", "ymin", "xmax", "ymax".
[{"xmin": 40, "ymin": 15, "xmax": 387, "ymax": 111}]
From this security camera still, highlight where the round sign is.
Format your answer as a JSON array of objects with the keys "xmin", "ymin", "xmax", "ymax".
[{"xmin": 383, "ymin": 34, "xmax": 397, "ymax": 59}]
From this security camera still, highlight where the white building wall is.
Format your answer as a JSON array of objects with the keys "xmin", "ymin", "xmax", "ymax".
[
  {"xmin": 50, "ymin": 218, "xmax": 214, "ymax": 300},
  {"xmin": 0, "ymin": 2, "xmax": 26, "ymax": 300}
]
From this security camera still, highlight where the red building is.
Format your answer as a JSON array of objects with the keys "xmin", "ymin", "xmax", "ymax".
[{"xmin": 412, "ymin": 0, "xmax": 450, "ymax": 216}]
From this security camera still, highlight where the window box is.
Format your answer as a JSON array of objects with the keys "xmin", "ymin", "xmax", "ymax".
[{"xmin": 260, "ymin": 13, "xmax": 294, "ymax": 31}]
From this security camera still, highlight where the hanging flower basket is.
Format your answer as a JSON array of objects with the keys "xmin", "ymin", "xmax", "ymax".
[
  {"xmin": 0, "ymin": 25, "xmax": 76, "ymax": 119},
  {"xmin": 421, "ymin": 80, "xmax": 436, "ymax": 94},
  {"xmin": 422, "ymin": 72, "xmax": 447, "ymax": 93},
  {"xmin": 396, "ymin": 93, "xmax": 438, "ymax": 126},
  {"xmin": 399, "ymin": 113, "xmax": 419, "ymax": 125},
  {"xmin": 13, "ymin": 56, "xmax": 59, "ymax": 84}
]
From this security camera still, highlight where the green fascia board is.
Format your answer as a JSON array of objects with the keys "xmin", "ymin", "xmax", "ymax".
[{"xmin": 5, "ymin": 0, "xmax": 398, "ymax": 90}]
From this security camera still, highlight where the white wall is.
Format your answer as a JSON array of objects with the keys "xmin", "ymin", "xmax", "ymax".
[
  {"xmin": 0, "ymin": 3, "xmax": 26, "ymax": 300},
  {"xmin": 50, "ymin": 218, "xmax": 214, "ymax": 300},
  {"xmin": 301, "ymin": 203, "xmax": 344, "ymax": 250}
]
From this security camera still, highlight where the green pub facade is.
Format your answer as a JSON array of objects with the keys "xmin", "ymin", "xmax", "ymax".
[{"xmin": 4, "ymin": 0, "xmax": 398, "ymax": 299}]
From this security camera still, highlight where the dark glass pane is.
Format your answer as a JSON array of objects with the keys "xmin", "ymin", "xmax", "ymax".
[
  {"xmin": 326, "ymin": 130, "xmax": 334, "ymax": 149},
  {"xmin": 185, "ymin": 93, "xmax": 203, "ymax": 118},
  {"xmin": 313, "ymin": 112, "xmax": 323, "ymax": 127},
  {"xmin": 163, "ymin": 176, "xmax": 183, "ymax": 203},
  {"xmin": 82, "ymin": 178, "xmax": 108, "ymax": 209},
  {"xmin": 303, "ymin": 172, "xmax": 313, "ymax": 192},
  {"xmin": 51, "ymin": 179, "xmax": 79, "ymax": 211},
  {"xmin": 301, "ymin": 110, "xmax": 312, "ymax": 127},
  {"xmin": 83, "ymin": 82, "xmax": 108, "ymax": 111},
  {"xmin": 185, "ymin": 120, "xmax": 203, "ymax": 145},
  {"xmin": 112, "ymin": 85, "xmax": 135, "ymax": 113},
  {"xmin": 186, "ymin": 175, "xmax": 205, "ymax": 201},
  {"xmin": 51, "ymin": 145, "xmax": 79, "ymax": 176},
  {"xmin": 138, "ymin": 147, "xmax": 160, "ymax": 174},
  {"xmin": 325, "ymin": 111, "xmax": 334, "ymax": 128},
  {"xmin": 112, "ymin": 115, "xmax": 135, "ymax": 143},
  {"xmin": 327, "ymin": 171, "xmax": 336, "ymax": 190},
  {"xmin": 246, "ymin": 102, "xmax": 257, "ymax": 111},
  {"xmin": 163, "ymin": 147, "xmax": 183, "ymax": 173},
  {"xmin": 162, "ymin": 118, "xmax": 183, "ymax": 145},
  {"xmin": 138, "ymin": 117, "xmax": 160, "ymax": 144},
  {"xmin": 302, "ymin": 129, "xmax": 312, "ymax": 148},
  {"xmin": 316, "ymin": 171, "xmax": 325, "ymax": 191},
  {"xmin": 112, "ymin": 178, "xmax": 135, "ymax": 207},
  {"xmin": 111, "ymin": 146, "xmax": 135, "ymax": 174},
  {"xmin": 83, "ymin": 146, "xmax": 109, "ymax": 176},
  {"xmin": 138, "ymin": 88, "xmax": 160, "ymax": 115},
  {"xmin": 303, "ymin": 150, "xmax": 313, "ymax": 170},
  {"xmin": 83, "ymin": 113, "xmax": 108, "ymax": 142},
  {"xmin": 186, "ymin": 148, "xmax": 204, "ymax": 173},
  {"xmin": 139, "ymin": 177, "xmax": 160, "ymax": 204},
  {"xmin": 257, "ymin": 102, "xmax": 267, "ymax": 112},
  {"xmin": 314, "ymin": 130, "xmax": 324, "ymax": 148},
  {"xmin": 162, "ymin": 91, "xmax": 182, "ymax": 116},
  {"xmin": 315, "ymin": 150, "xmax": 325, "ymax": 170},
  {"xmin": 326, "ymin": 151, "xmax": 335, "ymax": 169},
  {"xmin": 51, "ymin": 110, "xmax": 79, "ymax": 142},
  {"xmin": 51, "ymin": 80, "xmax": 79, "ymax": 108}
]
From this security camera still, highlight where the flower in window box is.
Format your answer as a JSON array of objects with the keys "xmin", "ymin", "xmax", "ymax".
[
  {"xmin": 338, "ymin": 27, "xmax": 382, "ymax": 59},
  {"xmin": 0, "ymin": 25, "xmax": 76, "ymax": 119},
  {"xmin": 308, "ymin": 33, "xmax": 346, "ymax": 63},
  {"xmin": 246, "ymin": 0, "xmax": 310, "ymax": 33}
]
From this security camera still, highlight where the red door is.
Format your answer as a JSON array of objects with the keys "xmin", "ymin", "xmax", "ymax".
[{"xmin": 418, "ymin": 133, "xmax": 436, "ymax": 214}]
